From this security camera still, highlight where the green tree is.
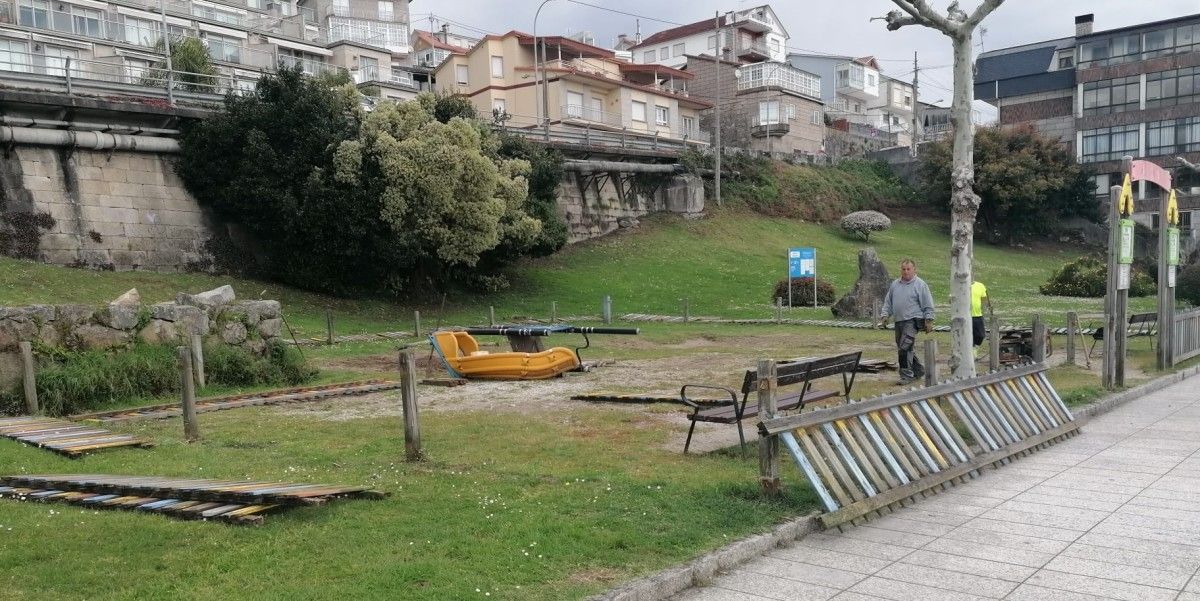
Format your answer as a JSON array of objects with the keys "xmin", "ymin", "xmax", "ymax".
[
  {"xmin": 141, "ymin": 37, "xmax": 218, "ymax": 93},
  {"xmin": 920, "ymin": 125, "xmax": 1100, "ymax": 244}
]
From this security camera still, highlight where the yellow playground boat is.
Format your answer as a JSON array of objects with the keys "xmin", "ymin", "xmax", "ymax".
[{"xmin": 430, "ymin": 330, "xmax": 580, "ymax": 380}]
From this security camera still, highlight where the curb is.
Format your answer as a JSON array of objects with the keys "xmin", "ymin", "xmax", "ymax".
[
  {"xmin": 591, "ymin": 364, "xmax": 1200, "ymax": 601},
  {"xmin": 588, "ymin": 513, "xmax": 822, "ymax": 601}
]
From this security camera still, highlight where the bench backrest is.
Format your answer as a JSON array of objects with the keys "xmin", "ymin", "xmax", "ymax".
[
  {"xmin": 740, "ymin": 351, "xmax": 862, "ymax": 394},
  {"xmin": 1129, "ymin": 312, "xmax": 1156, "ymax": 325}
]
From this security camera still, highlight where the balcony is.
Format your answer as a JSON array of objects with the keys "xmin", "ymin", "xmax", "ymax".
[
  {"xmin": 749, "ymin": 114, "xmax": 789, "ymax": 138},
  {"xmin": 835, "ymin": 61, "xmax": 878, "ymax": 100},
  {"xmin": 326, "ymin": 5, "xmax": 401, "ymax": 21},
  {"xmin": 277, "ymin": 54, "xmax": 341, "ymax": 77},
  {"xmin": 736, "ymin": 61, "xmax": 821, "ymax": 101},
  {"xmin": 739, "ymin": 12, "xmax": 775, "ymax": 33},
  {"xmin": 561, "ymin": 103, "xmax": 623, "ymax": 128},
  {"xmin": 354, "ymin": 64, "xmax": 417, "ymax": 88},
  {"xmin": 735, "ymin": 39, "xmax": 770, "ymax": 61}
]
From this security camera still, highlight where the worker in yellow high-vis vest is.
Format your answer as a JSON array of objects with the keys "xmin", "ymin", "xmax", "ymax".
[{"xmin": 971, "ymin": 280, "xmax": 992, "ymax": 360}]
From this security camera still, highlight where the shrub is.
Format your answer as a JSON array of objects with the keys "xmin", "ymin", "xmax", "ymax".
[
  {"xmin": 772, "ymin": 277, "xmax": 836, "ymax": 306},
  {"xmin": 1040, "ymin": 256, "xmax": 1155, "ymax": 298},
  {"xmin": 1177, "ymin": 264, "xmax": 1200, "ymax": 306},
  {"xmin": 841, "ymin": 210, "xmax": 892, "ymax": 241},
  {"xmin": 0, "ymin": 342, "xmax": 318, "ymax": 416}
]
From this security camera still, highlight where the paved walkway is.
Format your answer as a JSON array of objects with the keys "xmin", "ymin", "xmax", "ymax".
[{"xmin": 674, "ymin": 378, "xmax": 1200, "ymax": 601}]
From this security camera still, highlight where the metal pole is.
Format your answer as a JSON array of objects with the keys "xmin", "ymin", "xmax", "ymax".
[
  {"xmin": 400, "ymin": 350, "xmax": 422, "ymax": 461},
  {"xmin": 551, "ymin": 301, "xmax": 557, "ymax": 322},
  {"xmin": 911, "ymin": 51, "xmax": 919, "ymax": 156},
  {"xmin": 1158, "ymin": 187, "xmax": 1175, "ymax": 369},
  {"xmin": 159, "ymin": 0, "xmax": 175, "ymax": 106},
  {"xmin": 988, "ymin": 313, "xmax": 1000, "ymax": 372},
  {"xmin": 414, "ymin": 310, "xmax": 421, "ymax": 337},
  {"xmin": 19, "ymin": 341, "xmax": 37, "ymax": 415},
  {"xmin": 64, "ymin": 57, "xmax": 73, "ymax": 95},
  {"xmin": 326, "ymin": 309, "xmax": 334, "ymax": 346},
  {"xmin": 178, "ymin": 346, "xmax": 199, "ymax": 442},
  {"xmin": 602, "ymin": 295, "xmax": 612, "ymax": 325},
  {"xmin": 713, "ymin": 11, "xmax": 722, "ymax": 207},
  {"xmin": 489, "ymin": 306, "xmax": 496, "ymax": 326}
]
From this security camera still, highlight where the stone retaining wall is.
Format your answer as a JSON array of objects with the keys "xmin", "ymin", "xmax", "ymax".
[{"xmin": 0, "ymin": 286, "xmax": 282, "ymax": 389}]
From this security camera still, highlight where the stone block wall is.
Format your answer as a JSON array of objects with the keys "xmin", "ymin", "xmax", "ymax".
[
  {"xmin": 0, "ymin": 146, "xmax": 215, "ymax": 271},
  {"xmin": 0, "ymin": 287, "xmax": 283, "ymax": 390},
  {"xmin": 558, "ymin": 173, "xmax": 704, "ymax": 242}
]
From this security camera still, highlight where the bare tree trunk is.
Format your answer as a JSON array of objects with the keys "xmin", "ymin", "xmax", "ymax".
[{"xmin": 948, "ymin": 33, "xmax": 980, "ymax": 378}]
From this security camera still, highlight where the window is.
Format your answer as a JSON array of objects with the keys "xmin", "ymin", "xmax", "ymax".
[
  {"xmin": 333, "ymin": 0, "xmax": 348, "ymax": 13},
  {"xmin": 492, "ymin": 98, "xmax": 506, "ymax": 115},
  {"xmin": 18, "ymin": 0, "xmax": 48, "ymax": 28},
  {"xmin": 903, "ymin": 94, "xmax": 912, "ymax": 107},
  {"xmin": 758, "ymin": 100, "xmax": 780, "ymax": 124},
  {"xmin": 490, "ymin": 55, "xmax": 503, "ymax": 78},
  {"xmin": 643, "ymin": 49, "xmax": 655, "ymax": 63},
  {"xmin": 123, "ymin": 16, "xmax": 160, "ymax": 46},
  {"xmin": 37, "ymin": 45, "xmax": 77, "ymax": 76},
  {"xmin": 655, "ymin": 105, "xmax": 669, "ymax": 126},
  {"xmin": 123, "ymin": 57, "xmax": 151, "ymax": 83},
  {"xmin": 1146, "ymin": 67, "xmax": 1200, "ymax": 109},
  {"xmin": 707, "ymin": 35, "xmax": 716, "ymax": 50},
  {"xmin": 672, "ymin": 43, "xmax": 685, "ymax": 58},
  {"xmin": 660, "ymin": 46, "xmax": 669, "ymax": 59},
  {"xmin": 631, "ymin": 100, "xmax": 646, "ymax": 122},
  {"xmin": 682, "ymin": 116, "xmax": 695, "ymax": 135},
  {"xmin": 810, "ymin": 109, "xmax": 821, "ymax": 125},
  {"xmin": 1082, "ymin": 75, "xmax": 1140, "ymax": 116},
  {"xmin": 866, "ymin": 73, "xmax": 876, "ymax": 87},
  {"xmin": 784, "ymin": 103, "xmax": 795, "ymax": 120},
  {"xmin": 1081, "ymin": 124, "xmax": 1140, "ymax": 163},
  {"xmin": 377, "ymin": 1, "xmax": 393, "ymax": 20},
  {"xmin": 1057, "ymin": 50, "xmax": 1074, "ymax": 69},
  {"xmin": 328, "ymin": 17, "xmax": 407, "ymax": 50},
  {"xmin": 0, "ymin": 39, "xmax": 30, "ymax": 73},
  {"xmin": 193, "ymin": 4, "xmax": 242, "ymax": 25},
  {"xmin": 455, "ymin": 63, "xmax": 468, "ymax": 85},
  {"xmin": 565, "ymin": 91, "xmax": 584, "ymax": 118},
  {"xmin": 769, "ymin": 38, "xmax": 781, "ymax": 56},
  {"xmin": 1078, "ymin": 34, "xmax": 1140, "ymax": 68},
  {"xmin": 205, "ymin": 33, "xmax": 242, "ymax": 63},
  {"xmin": 70, "ymin": 6, "xmax": 102, "ymax": 37},
  {"xmin": 358, "ymin": 55, "xmax": 378, "ymax": 81},
  {"xmin": 1144, "ymin": 28, "xmax": 1175, "ymax": 58},
  {"xmin": 1147, "ymin": 117, "xmax": 1200, "ymax": 156}
]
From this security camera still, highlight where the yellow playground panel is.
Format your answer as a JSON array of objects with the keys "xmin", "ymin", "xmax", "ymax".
[{"xmin": 429, "ymin": 326, "xmax": 638, "ymax": 381}]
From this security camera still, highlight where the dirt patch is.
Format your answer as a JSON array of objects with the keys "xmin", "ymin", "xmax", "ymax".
[{"xmin": 568, "ymin": 567, "xmax": 623, "ymax": 586}]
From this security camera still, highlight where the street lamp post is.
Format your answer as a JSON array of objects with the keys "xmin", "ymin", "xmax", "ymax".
[{"xmin": 533, "ymin": 0, "xmax": 556, "ymax": 140}]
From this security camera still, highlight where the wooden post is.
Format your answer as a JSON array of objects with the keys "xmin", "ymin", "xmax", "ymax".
[
  {"xmin": 1032, "ymin": 315, "xmax": 1046, "ymax": 364},
  {"xmin": 988, "ymin": 314, "xmax": 1000, "ymax": 372},
  {"xmin": 602, "ymin": 295, "xmax": 612, "ymax": 324},
  {"xmin": 18, "ymin": 341, "xmax": 37, "ymax": 415},
  {"xmin": 775, "ymin": 297, "xmax": 782, "ymax": 324},
  {"xmin": 178, "ymin": 346, "xmax": 199, "ymax": 442},
  {"xmin": 1066, "ymin": 312, "xmax": 1077, "ymax": 365},
  {"xmin": 190, "ymin": 334, "xmax": 205, "ymax": 389},
  {"xmin": 1105, "ymin": 157, "xmax": 1132, "ymax": 389},
  {"xmin": 489, "ymin": 306, "xmax": 496, "ymax": 326},
  {"xmin": 413, "ymin": 310, "xmax": 421, "ymax": 337},
  {"xmin": 757, "ymin": 358, "xmax": 780, "ymax": 496},
  {"xmin": 1158, "ymin": 185, "xmax": 1176, "ymax": 369},
  {"xmin": 682, "ymin": 297, "xmax": 689, "ymax": 323},
  {"xmin": 551, "ymin": 301, "xmax": 558, "ymax": 322},
  {"xmin": 325, "ymin": 309, "xmax": 334, "ymax": 346},
  {"xmin": 400, "ymin": 350, "xmax": 422, "ymax": 462},
  {"xmin": 872, "ymin": 300, "xmax": 881, "ymax": 328},
  {"xmin": 923, "ymin": 339, "xmax": 938, "ymax": 386}
]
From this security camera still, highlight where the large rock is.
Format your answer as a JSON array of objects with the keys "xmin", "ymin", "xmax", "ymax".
[
  {"xmin": 0, "ymin": 319, "xmax": 38, "ymax": 351},
  {"xmin": 55, "ymin": 304, "xmax": 95, "ymax": 326},
  {"xmin": 239, "ymin": 300, "xmax": 281, "ymax": 325},
  {"xmin": 138, "ymin": 319, "xmax": 180, "ymax": 345},
  {"xmin": 173, "ymin": 306, "xmax": 210, "ymax": 337},
  {"xmin": 222, "ymin": 322, "xmax": 248, "ymax": 345},
  {"xmin": 151, "ymin": 302, "xmax": 183, "ymax": 322},
  {"xmin": 72, "ymin": 324, "xmax": 131, "ymax": 351},
  {"xmin": 178, "ymin": 285, "xmax": 236, "ymax": 314},
  {"xmin": 257, "ymin": 318, "xmax": 283, "ymax": 339},
  {"xmin": 98, "ymin": 303, "xmax": 140, "ymax": 330},
  {"xmin": 0, "ymin": 305, "xmax": 55, "ymax": 323},
  {"xmin": 112, "ymin": 288, "xmax": 141, "ymax": 305},
  {"xmin": 0, "ymin": 351, "xmax": 21, "ymax": 390},
  {"xmin": 37, "ymin": 323, "xmax": 62, "ymax": 348},
  {"xmin": 831, "ymin": 248, "xmax": 893, "ymax": 319}
]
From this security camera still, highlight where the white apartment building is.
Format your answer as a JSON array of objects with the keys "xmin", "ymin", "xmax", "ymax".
[
  {"xmin": 625, "ymin": 5, "xmax": 787, "ymax": 69},
  {"xmin": 788, "ymin": 53, "xmax": 915, "ymax": 148}
]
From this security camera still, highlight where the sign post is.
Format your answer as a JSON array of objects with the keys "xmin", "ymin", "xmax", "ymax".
[
  {"xmin": 1159, "ymin": 188, "xmax": 1180, "ymax": 368},
  {"xmin": 788, "ymin": 247, "xmax": 816, "ymax": 308}
]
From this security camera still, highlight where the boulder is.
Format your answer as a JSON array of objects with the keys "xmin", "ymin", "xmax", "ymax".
[
  {"xmin": 244, "ymin": 338, "xmax": 267, "ymax": 355},
  {"xmin": 178, "ymin": 285, "xmax": 236, "ymax": 314},
  {"xmin": 831, "ymin": 248, "xmax": 893, "ymax": 319},
  {"xmin": 55, "ymin": 304, "xmax": 95, "ymax": 325},
  {"xmin": 112, "ymin": 288, "xmax": 141, "ymax": 305},
  {"xmin": 222, "ymin": 322, "xmax": 248, "ymax": 345},
  {"xmin": 138, "ymin": 319, "xmax": 179, "ymax": 345},
  {"xmin": 173, "ymin": 306, "xmax": 210, "ymax": 337},
  {"xmin": 151, "ymin": 302, "xmax": 183, "ymax": 322},
  {"xmin": 98, "ymin": 303, "xmax": 140, "ymax": 330},
  {"xmin": 243, "ymin": 300, "xmax": 281, "ymax": 324},
  {"xmin": 37, "ymin": 323, "xmax": 62, "ymax": 348},
  {"xmin": 257, "ymin": 318, "xmax": 283, "ymax": 339},
  {"xmin": 72, "ymin": 324, "xmax": 131, "ymax": 351},
  {"xmin": 0, "ymin": 319, "xmax": 38, "ymax": 352},
  {"xmin": 0, "ymin": 305, "xmax": 56, "ymax": 323}
]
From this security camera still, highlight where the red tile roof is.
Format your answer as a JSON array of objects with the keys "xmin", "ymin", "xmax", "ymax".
[
  {"xmin": 617, "ymin": 62, "xmax": 694, "ymax": 80},
  {"xmin": 630, "ymin": 15, "xmax": 732, "ymax": 50},
  {"xmin": 413, "ymin": 30, "xmax": 470, "ymax": 54},
  {"xmin": 514, "ymin": 33, "xmax": 615, "ymax": 59}
]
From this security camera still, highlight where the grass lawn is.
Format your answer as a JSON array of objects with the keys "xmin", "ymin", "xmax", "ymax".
[{"xmin": 0, "ymin": 209, "xmax": 1187, "ymax": 599}]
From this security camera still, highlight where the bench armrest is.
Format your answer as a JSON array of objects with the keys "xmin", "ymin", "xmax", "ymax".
[{"xmin": 679, "ymin": 384, "xmax": 739, "ymax": 411}]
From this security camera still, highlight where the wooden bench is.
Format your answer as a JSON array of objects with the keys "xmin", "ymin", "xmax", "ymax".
[
  {"xmin": 1090, "ymin": 312, "xmax": 1157, "ymax": 357},
  {"xmin": 681, "ymin": 352, "xmax": 861, "ymax": 455}
]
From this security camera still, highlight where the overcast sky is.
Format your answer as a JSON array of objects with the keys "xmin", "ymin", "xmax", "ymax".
[{"xmin": 410, "ymin": 1, "xmax": 1200, "ymax": 123}]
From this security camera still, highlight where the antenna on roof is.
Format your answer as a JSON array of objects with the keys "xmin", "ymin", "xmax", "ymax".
[
  {"xmin": 635, "ymin": 19, "xmax": 641, "ymax": 44},
  {"xmin": 979, "ymin": 27, "xmax": 988, "ymax": 52}
]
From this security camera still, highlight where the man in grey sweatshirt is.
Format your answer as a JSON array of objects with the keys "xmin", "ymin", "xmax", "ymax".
[{"xmin": 879, "ymin": 258, "xmax": 936, "ymax": 384}]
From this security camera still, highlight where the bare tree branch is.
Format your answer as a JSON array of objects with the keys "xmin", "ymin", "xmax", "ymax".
[
  {"xmin": 895, "ymin": 0, "xmax": 958, "ymax": 34},
  {"xmin": 964, "ymin": 0, "xmax": 1006, "ymax": 30},
  {"xmin": 879, "ymin": 10, "xmax": 921, "ymax": 31}
]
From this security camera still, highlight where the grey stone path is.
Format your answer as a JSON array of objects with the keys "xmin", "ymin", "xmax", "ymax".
[{"xmin": 674, "ymin": 378, "xmax": 1200, "ymax": 601}]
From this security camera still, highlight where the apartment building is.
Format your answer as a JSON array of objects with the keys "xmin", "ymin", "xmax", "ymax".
[
  {"xmin": 0, "ymin": 0, "xmax": 419, "ymax": 101},
  {"xmin": 433, "ymin": 30, "xmax": 710, "ymax": 144},
  {"xmin": 975, "ymin": 12, "xmax": 1200, "ymax": 227},
  {"xmin": 626, "ymin": 5, "xmax": 787, "ymax": 69},
  {"xmin": 685, "ymin": 55, "xmax": 823, "ymax": 156},
  {"xmin": 788, "ymin": 53, "xmax": 915, "ymax": 149},
  {"xmin": 411, "ymin": 26, "xmax": 474, "ymax": 69}
]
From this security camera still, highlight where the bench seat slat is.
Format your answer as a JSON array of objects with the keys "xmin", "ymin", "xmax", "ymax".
[{"xmin": 691, "ymin": 389, "xmax": 838, "ymax": 423}]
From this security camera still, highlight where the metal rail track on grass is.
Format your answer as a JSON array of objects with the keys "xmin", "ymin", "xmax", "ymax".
[{"xmin": 70, "ymin": 381, "xmax": 403, "ymax": 423}]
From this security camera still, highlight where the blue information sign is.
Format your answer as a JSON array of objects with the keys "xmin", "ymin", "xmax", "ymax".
[{"xmin": 788, "ymin": 247, "xmax": 815, "ymax": 278}]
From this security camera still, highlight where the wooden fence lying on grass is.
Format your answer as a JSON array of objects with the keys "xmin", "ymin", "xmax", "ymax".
[
  {"xmin": 0, "ymin": 416, "xmax": 153, "ymax": 457},
  {"xmin": 757, "ymin": 363, "xmax": 1078, "ymax": 528},
  {"xmin": 0, "ymin": 474, "xmax": 387, "ymax": 526}
]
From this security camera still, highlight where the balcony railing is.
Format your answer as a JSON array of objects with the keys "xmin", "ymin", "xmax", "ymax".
[
  {"xmin": 735, "ymin": 39, "xmax": 769, "ymax": 59},
  {"xmin": 326, "ymin": 5, "xmax": 402, "ymax": 21},
  {"xmin": 278, "ymin": 54, "xmax": 342, "ymax": 77},
  {"xmin": 561, "ymin": 103, "xmax": 623, "ymax": 128},
  {"xmin": 354, "ymin": 64, "xmax": 417, "ymax": 88},
  {"xmin": 736, "ymin": 61, "xmax": 821, "ymax": 101}
]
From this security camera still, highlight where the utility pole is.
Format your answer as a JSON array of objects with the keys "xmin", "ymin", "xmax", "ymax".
[
  {"xmin": 713, "ymin": 11, "xmax": 722, "ymax": 207},
  {"xmin": 911, "ymin": 51, "xmax": 919, "ymax": 157}
]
